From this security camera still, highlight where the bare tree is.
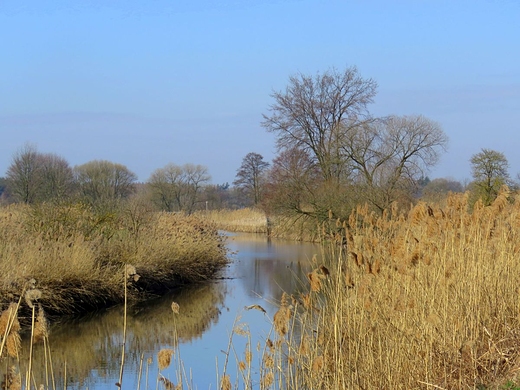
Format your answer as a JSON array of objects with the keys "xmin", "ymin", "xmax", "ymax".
[
  {"xmin": 5, "ymin": 143, "xmax": 42, "ymax": 203},
  {"xmin": 38, "ymin": 153, "xmax": 75, "ymax": 202},
  {"xmin": 148, "ymin": 163, "xmax": 184, "ymax": 212},
  {"xmin": 262, "ymin": 66, "xmax": 377, "ymax": 185},
  {"xmin": 470, "ymin": 148, "xmax": 510, "ymax": 206},
  {"xmin": 261, "ymin": 67, "xmax": 449, "ymax": 219},
  {"xmin": 343, "ymin": 115, "xmax": 449, "ymax": 211},
  {"xmin": 182, "ymin": 163, "xmax": 211, "ymax": 213},
  {"xmin": 147, "ymin": 163, "xmax": 210, "ymax": 213},
  {"xmin": 264, "ymin": 147, "xmax": 320, "ymax": 215},
  {"xmin": 74, "ymin": 160, "xmax": 137, "ymax": 204},
  {"xmin": 233, "ymin": 152, "xmax": 270, "ymax": 206}
]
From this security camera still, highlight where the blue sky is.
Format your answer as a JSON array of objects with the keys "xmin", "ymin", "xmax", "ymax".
[{"xmin": 1, "ymin": 0, "xmax": 519, "ymax": 184}]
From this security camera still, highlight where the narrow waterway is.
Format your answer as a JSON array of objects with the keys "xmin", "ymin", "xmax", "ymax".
[{"xmin": 16, "ymin": 232, "xmax": 323, "ymax": 389}]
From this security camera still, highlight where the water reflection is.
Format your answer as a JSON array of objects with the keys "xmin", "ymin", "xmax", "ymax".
[
  {"xmin": 229, "ymin": 233, "xmax": 320, "ymax": 304},
  {"xmin": 19, "ymin": 282, "xmax": 227, "ymax": 389},
  {"xmin": 13, "ymin": 233, "xmax": 322, "ymax": 389}
]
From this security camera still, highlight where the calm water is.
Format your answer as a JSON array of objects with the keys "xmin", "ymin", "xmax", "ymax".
[{"xmin": 19, "ymin": 232, "xmax": 323, "ymax": 389}]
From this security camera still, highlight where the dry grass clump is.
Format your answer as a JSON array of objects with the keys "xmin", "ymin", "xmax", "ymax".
[
  {"xmin": 196, "ymin": 208, "xmax": 268, "ymax": 233},
  {"xmin": 259, "ymin": 186, "xmax": 520, "ymax": 389},
  {"xmin": 0, "ymin": 203, "xmax": 227, "ymax": 318}
]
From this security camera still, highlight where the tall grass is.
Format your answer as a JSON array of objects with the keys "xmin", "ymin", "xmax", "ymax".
[
  {"xmin": 0, "ymin": 202, "xmax": 227, "ymax": 318},
  {"xmin": 196, "ymin": 188, "xmax": 520, "ymax": 389},
  {"xmin": 244, "ymin": 187, "xmax": 520, "ymax": 389}
]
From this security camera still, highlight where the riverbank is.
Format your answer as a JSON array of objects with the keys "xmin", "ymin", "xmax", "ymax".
[{"xmin": 0, "ymin": 203, "xmax": 228, "ymax": 321}]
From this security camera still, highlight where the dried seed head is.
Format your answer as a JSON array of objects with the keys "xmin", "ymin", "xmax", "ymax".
[
  {"xmin": 263, "ymin": 352, "xmax": 274, "ymax": 369},
  {"xmin": 233, "ymin": 323, "xmax": 249, "ymax": 337},
  {"xmin": 27, "ymin": 278, "xmax": 37, "ymax": 289},
  {"xmin": 0, "ymin": 303, "xmax": 20, "ymax": 336},
  {"xmin": 125, "ymin": 264, "xmax": 137, "ymax": 277},
  {"xmin": 220, "ymin": 375, "xmax": 231, "ymax": 390},
  {"xmin": 261, "ymin": 371, "xmax": 274, "ymax": 388},
  {"xmin": 273, "ymin": 306, "xmax": 291, "ymax": 337},
  {"xmin": 159, "ymin": 375, "xmax": 176, "ymax": 390},
  {"xmin": 308, "ymin": 271, "xmax": 322, "ymax": 292},
  {"xmin": 25, "ymin": 289, "xmax": 42, "ymax": 309},
  {"xmin": 171, "ymin": 302, "xmax": 180, "ymax": 315},
  {"xmin": 157, "ymin": 348, "xmax": 175, "ymax": 371},
  {"xmin": 1, "ymin": 365, "xmax": 21, "ymax": 390},
  {"xmin": 301, "ymin": 293, "xmax": 312, "ymax": 310},
  {"xmin": 6, "ymin": 332, "xmax": 21, "ymax": 358},
  {"xmin": 245, "ymin": 350, "xmax": 253, "ymax": 364},
  {"xmin": 33, "ymin": 305, "xmax": 49, "ymax": 343},
  {"xmin": 312, "ymin": 355, "xmax": 324, "ymax": 373}
]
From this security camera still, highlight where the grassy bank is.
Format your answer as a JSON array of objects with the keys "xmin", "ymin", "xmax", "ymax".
[{"xmin": 0, "ymin": 202, "xmax": 228, "ymax": 319}]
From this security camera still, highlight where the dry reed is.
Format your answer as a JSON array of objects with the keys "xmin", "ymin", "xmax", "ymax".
[
  {"xmin": 266, "ymin": 186, "xmax": 520, "ymax": 389},
  {"xmin": 0, "ymin": 204, "xmax": 227, "ymax": 317},
  {"xmin": 158, "ymin": 349, "xmax": 175, "ymax": 371}
]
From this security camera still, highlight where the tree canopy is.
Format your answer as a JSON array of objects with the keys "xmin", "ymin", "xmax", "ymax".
[
  {"xmin": 6, "ymin": 144, "xmax": 74, "ymax": 203},
  {"xmin": 147, "ymin": 163, "xmax": 210, "ymax": 213},
  {"xmin": 470, "ymin": 148, "xmax": 510, "ymax": 206},
  {"xmin": 74, "ymin": 160, "xmax": 137, "ymax": 204}
]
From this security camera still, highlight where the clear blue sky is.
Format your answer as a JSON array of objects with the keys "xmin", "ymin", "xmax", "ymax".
[{"xmin": 1, "ymin": 0, "xmax": 519, "ymax": 184}]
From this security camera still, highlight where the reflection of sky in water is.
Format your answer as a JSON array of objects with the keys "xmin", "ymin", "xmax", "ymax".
[
  {"xmin": 18, "ymin": 233, "xmax": 322, "ymax": 390},
  {"xmin": 171, "ymin": 233, "xmax": 322, "ymax": 389}
]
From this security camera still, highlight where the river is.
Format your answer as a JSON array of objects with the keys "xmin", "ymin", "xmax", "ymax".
[{"xmin": 16, "ymin": 232, "xmax": 323, "ymax": 390}]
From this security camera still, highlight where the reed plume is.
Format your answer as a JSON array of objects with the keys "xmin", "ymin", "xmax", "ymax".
[
  {"xmin": 25, "ymin": 288, "xmax": 42, "ymax": 309},
  {"xmin": 308, "ymin": 270, "xmax": 323, "ymax": 292},
  {"xmin": 273, "ymin": 292, "xmax": 292, "ymax": 337},
  {"xmin": 1, "ymin": 366, "xmax": 21, "ymax": 390},
  {"xmin": 220, "ymin": 374, "xmax": 231, "ymax": 390},
  {"xmin": 158, "ymin": 348, "xmax": 175, "ymax": 371},
  {"xmin": 0, "ymin": 303, "xmax": 21, "ymax": 358},
  {"xmin": 33, "ymin": 304, "xmax": 49, "ymax": 343},
  {"xmin": 171, "ymin": 301, "xmax": 180, "ymax": 315},
  {"xmin": 159, "ymin": 375, "xmax": 180, "ymax": 390}
]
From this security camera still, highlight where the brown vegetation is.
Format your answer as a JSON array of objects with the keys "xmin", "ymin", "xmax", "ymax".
[
  {"xmin": 0, "ymin": 203, "xmax": 227, "ymax": 319},
  {"xmin": 5, "ymin": 187, "xmax": 520, "ymax": 389},
  {"xmin": 197, "ymin": 187, "xmax": 520, "ymax": 389},
  {"xmin": 197, "ymin": 208, "xmax": 268, "ymax": 233},
  {"xmin": 248, "ymin": 186, "xmax": 520, "ymax": 389}
]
